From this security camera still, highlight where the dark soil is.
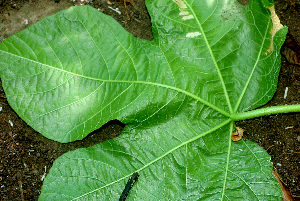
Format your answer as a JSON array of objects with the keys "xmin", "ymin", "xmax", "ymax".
[{"xmin": 0, "ymin": 0, "xmax": 299, "ymax": 200}]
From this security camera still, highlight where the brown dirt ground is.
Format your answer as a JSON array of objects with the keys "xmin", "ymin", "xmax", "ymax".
[{"xmin": 0, "ymin": 0, "xmax": 299, "ymax": 200}]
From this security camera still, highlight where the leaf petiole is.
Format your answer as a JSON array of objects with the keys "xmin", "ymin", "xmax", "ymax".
[{"xmin": 231, "ymin": 104, "xmax": 300, "ymax": 121}]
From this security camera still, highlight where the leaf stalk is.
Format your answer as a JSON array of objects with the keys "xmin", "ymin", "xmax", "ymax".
[{"xmin": 231, "ymin": 104, "xmax": 300, "ymax": 121}]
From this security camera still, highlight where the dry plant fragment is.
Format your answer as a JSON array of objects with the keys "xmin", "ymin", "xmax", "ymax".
[
  {"xmin": 124, "ymin": 0, "xmax": 134, "ymax": 6},
  {"xmin": 282, "ymin": 47, "xmax": 300, "ymax": 65},
  {"xmin": 124, "ymin": 0, "xmax": 135, "ymax": 18},
  {"xmin": 106, "ymin": 0, "xmax": 114, "ymax": 5},
  {"xmin": 272, "ymin": 169, "xmax": 295, "ymax": 201},
  {"xmin": 231, "ymin": 127, "xmax": 244, "ymax": 141}
]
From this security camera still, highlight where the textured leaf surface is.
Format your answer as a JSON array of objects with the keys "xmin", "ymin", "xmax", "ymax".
[
  {"xmin": 38, "ymin": 120, "xmax": 281, "ymax": 200},
  {"xmin": 0, "ymin": 0, "xmax": 287, "ymax": 200}
]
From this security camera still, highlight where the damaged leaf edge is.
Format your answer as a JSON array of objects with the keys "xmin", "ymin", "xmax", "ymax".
[{"xmin": 267, "ymin": 5, "xmax": 284, "ymax": 53}]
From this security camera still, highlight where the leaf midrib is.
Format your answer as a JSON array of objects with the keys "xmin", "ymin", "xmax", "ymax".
[
  {"xmin": 0, "ymin": 49, "xmax": 231, "ymax": 117},
  {"xmin": 182, "ymin": 0, "xmax": 233, "ymax": 114}
]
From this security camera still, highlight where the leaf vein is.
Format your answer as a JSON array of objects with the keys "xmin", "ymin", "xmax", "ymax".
[
  {"xmin": 182, "ymin": 0, "xmax": 233, "ymax": 114},
  {"xmin": 0, "ymin": 49, "xmax": 231, "ymax": 117}
]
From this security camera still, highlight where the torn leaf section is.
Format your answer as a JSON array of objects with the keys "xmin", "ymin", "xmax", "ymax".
[
  {"xmin": 173, "ymin": 0, "xmax": 194, "ymax": 20},
  {"xmin": 267, "ymin": 6, "xmax": 283, "ymax": 53}
]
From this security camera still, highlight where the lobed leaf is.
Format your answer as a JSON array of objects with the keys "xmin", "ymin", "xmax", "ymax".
[{"xmin": 0, "ymin": 0, "xmax": 287, "ymax": 200}]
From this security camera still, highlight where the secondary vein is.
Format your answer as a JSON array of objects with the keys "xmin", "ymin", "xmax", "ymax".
[
  {"xmin": 233, "ymin": 17, "xmax": 271, "ymax": 113},
  {"xmin": 71, "ymin": 118, "xmax": 232, "ymax": 200}
]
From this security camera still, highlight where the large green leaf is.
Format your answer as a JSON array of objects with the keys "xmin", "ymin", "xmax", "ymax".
[{"xmin": 0, "ymin": 0, "xmax": 287, "ymax": 200}]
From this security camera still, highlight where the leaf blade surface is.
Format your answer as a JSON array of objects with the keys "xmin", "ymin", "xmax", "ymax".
[{"xmin": 0, "ymin": 0, "xmax": 287, "ymax": 200}]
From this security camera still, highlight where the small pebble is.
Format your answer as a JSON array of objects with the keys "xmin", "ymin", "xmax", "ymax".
[
  {"xmin": 285, "ymin": 126, "xmax": 293, "ymax": 129},
  {"xmin": 284, "ymin": 87, "xmax": 288, "ymax": 99},
  {"xmin": 108, "ymin": 6, "xmax": 121, "ymax": 15},
  {"xmin": 8, "ymin": 120, "xmax": 13, "ymax": 127}
]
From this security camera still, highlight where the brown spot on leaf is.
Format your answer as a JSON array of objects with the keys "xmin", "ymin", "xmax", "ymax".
[{"xmin": 237, "ymin": 0, "xmax": 249, "ymax": 5}]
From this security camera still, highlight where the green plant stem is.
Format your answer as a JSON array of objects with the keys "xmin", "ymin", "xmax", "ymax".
[{"xmin": 231, "ymin": 104, "xmax": 300, "ymax": 121}]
